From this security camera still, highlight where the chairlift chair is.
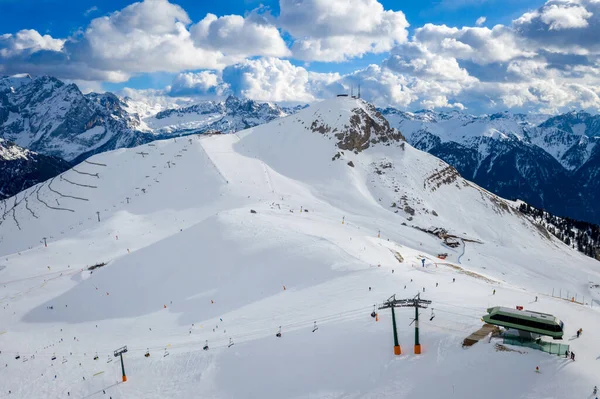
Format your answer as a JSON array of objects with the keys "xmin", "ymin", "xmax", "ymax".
[
  {"xmin": 228, "ymin": 338, "xmax": 234, "ymax": 348},
  {"xmin": 163, "ymin": 348, "xmax": 169, "ymax": 357},
  {"xmin": 144, "ymin": 349, "xmax": 150, "ymax": 358},
  {"xmin": 15, "ymin": 354, "xmax": 20, "ymax": 360},
  {"xmin": 312, "ymin": 321, "xmax": 318, "ymax": 333},
  {"xmin": 203, "ymin": 340, "xmax": 209, "ymax": 351},
  {"xmin": 51, "ymin": 355, "xmax": 56, "ymax": 361},
  {"xmin": 276, "ymin": 326, "xmax": 282, "ymax": 338}
]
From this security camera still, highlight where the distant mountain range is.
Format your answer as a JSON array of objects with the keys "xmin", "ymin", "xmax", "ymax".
[
  {"xmin": 142, "ymin": 95, "xmax": 305, "ymax": 135},
  {"xmin": 0, "ymin": 75, "xmax": 301, "ymax": 199},
  {"xmin": 381, "ymin": 109, "xmax": 600, "ymax": 224},
  {"xmin": 2, "ymin": 74, "xmax": 600, "ymax": 225}
]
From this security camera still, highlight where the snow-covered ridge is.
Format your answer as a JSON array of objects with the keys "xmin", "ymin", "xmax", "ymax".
[
  {"xmin": 382, "ymin": 108, "xmax": 600, "ymax": 171},
  {"xmin": 143, "ymin": 95, "xmax": 304, "ymax": 135}
]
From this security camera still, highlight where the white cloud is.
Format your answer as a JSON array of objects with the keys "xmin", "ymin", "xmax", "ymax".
[
  {"xmin": 168, "ymin": 71, "xmax": 229, "ymax": 96},
  {"xmin": 222, "ymin": 57, "xmax": 316, "ymax": 102},
  {"xmin": 191, "ymin": 12, "xmax": 290, "ymax": 58},
  {"xmin": 66, "ymin": 0, "xmax": 229, "ymax": 77},
  {"xmin": 0, "ymin": 29, "xmax": 64, "ymax": 57},
  {"xmin": 513, "ymin": 0, "xmax": 600, "ymax": 54},
  {"xmin": 414, "ymin": 23, "xmax": 531, "ymax": 65},
  {"xmin": 278, "ymin": 0, "xmax": 409, "ymax": 62},
  {"xmin": 386, "ymin": 43, "xmax": 477, "ymax": 83},
  {"xmin": 84, "ymin": 6, "xmax": 99, "ymax": 16},
  {"xmin": 476, "ymin": 16, "xmax": 486, "ymax": 26},
  {"xmin": 540, "ymin": 3, "xmax": 593, "ymax": 30},
  {"xmin": 0, "ymin": 1, "xmax": 288, "ymax": 82}
]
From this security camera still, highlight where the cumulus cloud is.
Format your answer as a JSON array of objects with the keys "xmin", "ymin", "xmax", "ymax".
[
  {"xmin": 414, "ymin": 23, "xmax": 531, "ymax": 65},
  {"xmin": 0, "ymin": 0, "xmax": 290, "ymax": 83},
  {"xmin": 514, "ymin": 0, "xmax": 600, "ymax": 54},
  {"xmin": 66, "ymin": 0, "xmax": 229, "ymax": 76},
  {"xmin": 167, "ymin": 71, "xmax": 229, "ymax": 96},
  {"xmin": 0, "ymin": 29, "xmax": 64, "ymax": 57},
  {"xmin": 222, "ymin": 57, "xmax": 317, "ymax": 102},
  {"xmin": 386, "ymin": 43, "xmax": 477, "ymax": 83},
  {"xmin": 540, "ymin": 3, "xmax": 592, "ymax": 29},
  {"xmin": 278, "ymin": 0, "xmax": 409, "ymax": 62},
  {"xmin": 191, "ymin": 11, "xmax": 290, "ymax": 58}
]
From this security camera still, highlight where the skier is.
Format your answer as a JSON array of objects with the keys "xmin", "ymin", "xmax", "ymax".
[
  {"xmin": 535, "ymin": 296, "xmax": 538, "ymax": 302},
  {"xmin": 369, "ymin": 287, "xmax": 371, "ymax": 291},
  {"xmin": 493, "ymin": 289, "xmax": 496, "ymax": 295},
  {"xmin": 593, "ymin": 386, "xmax": 597, "ymax": 395},
  {"xmin": 565, "ymin": 349, "xmax": 569, "ymax": 358},
  {"xmin": 436, "ymin": 283, "xmax": 438, "ymax": 287},
  {"xmin": 571, "ymin": 351, "xmax": 575, "ymax": 361},
  {"xmin": 453, "ymin": 278, "xmax": 455, "ymax": 283},
  {"xmin": 421, "ymin": 258, "xmax": 425, "ymax": 267},
  {"xmin": 577, "ymin": 330, "xmax": 580, "ymax": 338}
]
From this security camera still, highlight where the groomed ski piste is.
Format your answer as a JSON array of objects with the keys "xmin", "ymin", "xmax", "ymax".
[{"xmin": 1, "ymin": 97, "xmax": 600, "ymax": 398}]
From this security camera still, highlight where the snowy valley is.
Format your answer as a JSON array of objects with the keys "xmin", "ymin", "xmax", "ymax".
[{"xmin": 1, "ymin": 97, "xmax": 600, "ymax": 398}]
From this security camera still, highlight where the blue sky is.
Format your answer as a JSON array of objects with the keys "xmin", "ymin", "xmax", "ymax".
[
  {"xmin": 1, "ymin": 0, "xmax": 599, "ymax": 114},
  {"xmin": 0, "ymin": 0, "xmax": 542, "ymax": 35}
]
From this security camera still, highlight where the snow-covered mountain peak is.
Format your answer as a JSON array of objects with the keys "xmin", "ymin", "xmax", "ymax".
[
  {"xmin": 304, "ymin": 98, "xmax": 405, "ymax": 152},
  {"xmin": 0, "ymin": 138, "xmax": 31, "ymax": 161},
  {"xmin": 0, "ymin": 74, "xmax": 33, "ymax": 92}
]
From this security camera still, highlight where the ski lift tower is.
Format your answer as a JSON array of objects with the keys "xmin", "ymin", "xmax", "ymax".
[
  {"xmin": 114, "ymin": 346, "xmax": 128, "ymax": 382},
  {"xmin": 379, "ymin": 293, "xmax": 432, "ymax": 355}
]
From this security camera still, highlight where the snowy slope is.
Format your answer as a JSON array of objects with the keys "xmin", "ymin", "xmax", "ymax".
[{"xmin": 1, "ymin": 98, "xmax": 600, "ymax": 399}]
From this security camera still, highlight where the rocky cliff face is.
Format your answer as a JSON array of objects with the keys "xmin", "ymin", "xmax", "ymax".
[{"xmin": 0, "ymin": 75, "xmax": 150, "ymax": 163}]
